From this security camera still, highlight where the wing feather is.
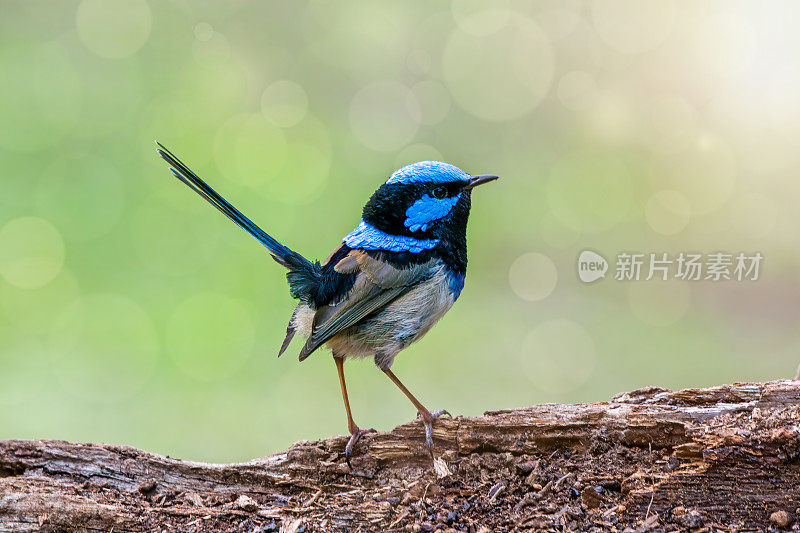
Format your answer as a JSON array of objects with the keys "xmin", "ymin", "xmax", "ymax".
[{"xmin": 298, "ymin": 252, "xmax": 435, "ymax": 360}]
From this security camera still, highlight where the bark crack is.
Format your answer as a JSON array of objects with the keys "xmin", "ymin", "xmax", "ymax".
[{"xmin": 2, "ymin": 380, "xmax": 800, "ymax": 531}]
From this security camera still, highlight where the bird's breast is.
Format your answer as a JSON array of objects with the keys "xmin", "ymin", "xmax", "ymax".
[
  {"xmin": 358, "ymin": 263, "xmax": 458, "ymax": 367},
  {"xmin": 289, "ymin": 261, "xmax": 461, "ymax": 362}
]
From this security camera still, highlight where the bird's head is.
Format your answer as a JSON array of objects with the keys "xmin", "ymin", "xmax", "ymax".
[{"xmin": 359, "ymin": 161, "xmax": 498, "ymax": 244}]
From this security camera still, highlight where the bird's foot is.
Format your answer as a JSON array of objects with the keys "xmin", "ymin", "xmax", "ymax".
[
  {"xmin": 345, "ymin": 427, "xmax": 374, "ymax": 469},
  {"xmin": 418, "ymin": 409, "xmax": 452, "ymax": 457}
]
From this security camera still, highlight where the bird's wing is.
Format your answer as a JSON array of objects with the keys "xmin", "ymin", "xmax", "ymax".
[{"xmin": 298, "ymin": 250, "xmax": 434, "ymax": 360}]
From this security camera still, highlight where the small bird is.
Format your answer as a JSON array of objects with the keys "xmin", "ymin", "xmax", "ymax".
[{"xmin": 156, "ymin": 142, "xmax": 498, "ymax": 464}]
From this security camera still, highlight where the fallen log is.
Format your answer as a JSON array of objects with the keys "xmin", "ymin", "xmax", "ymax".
[{"xmin": 2, "ymin": 380, "xmax": 800, "ymax": 531}]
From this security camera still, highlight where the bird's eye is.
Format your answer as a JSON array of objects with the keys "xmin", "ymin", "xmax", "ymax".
[{"xmin": 431, "ymin": 186, "xmax": 448, "ymax": 199}]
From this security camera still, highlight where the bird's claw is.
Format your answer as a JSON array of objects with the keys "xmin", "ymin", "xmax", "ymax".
[
  {"xmin": 417, "ymin": 409, "xmax": 452, "ymax": 457},
  {"xmin": 345, "ymin": 427, "xmax": 373, "ymax": 469}
]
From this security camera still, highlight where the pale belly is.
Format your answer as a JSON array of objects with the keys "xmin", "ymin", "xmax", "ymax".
[{"xmin": 290, "ymin": 266, "xmax": 457, "ymax": 369}]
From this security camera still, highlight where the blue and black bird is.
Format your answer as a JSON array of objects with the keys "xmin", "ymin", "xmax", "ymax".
[{"xmin": 156, "ymin": 143, "xmax": 498, "ymax": 464}]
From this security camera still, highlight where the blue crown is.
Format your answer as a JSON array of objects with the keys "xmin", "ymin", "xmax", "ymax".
[{"xmin": 386, "ymin": 161, "xmax": 469, "ymax": 185}]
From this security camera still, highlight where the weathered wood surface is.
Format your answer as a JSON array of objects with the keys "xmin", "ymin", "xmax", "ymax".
[{"xmin": 2, "ymin": 380, "xmax": 800, "ymax": 532}]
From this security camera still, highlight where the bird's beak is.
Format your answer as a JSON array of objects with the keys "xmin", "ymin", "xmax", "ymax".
[{"xmin": 464, "ymin": 174, "xmax": 499, "ymax": 190}]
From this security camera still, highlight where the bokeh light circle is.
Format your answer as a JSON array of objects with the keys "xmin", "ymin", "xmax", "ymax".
[
  {"xmin": 0, "ymin": 217, "xmax": 65, "ymax": 289},
  {"xmin": 50, "ymin": 294, "xmax": 159, "ymax": 402},
  {"xmin": 443, "ymin": 16, "xmax": 553, "ymax": 121},
  {"xmin": 586, "ymin": 92, "xmax": 636, "ymax": 143},
  {"xmin": 166, "ymin": 293, "xmax": 255, "ymax": 382},
  {"xmin": 261, "ymin": 80, "xmax": 309, "ymax": 128},
  {"xmin": 591, "ymin": 0, "xmax": 675, "ymax": 54},
  {"xmin": 194, "ymin": 22, "xmax": 214, "ymax": 41},
  {"xmin": 645, "ymin": 190, "xmax": 691, "ymax": 236},
  {"xmin": 521, "ymin": 319, "xmax": 595, "ymax": 393},
  {"xmin": 349, "ymin": 81, "xmax": 421, "ymax": 151},
  {"xmin": 547, "ymin": 150, "xmax": 633, "ymax": 233},
  {"xmin": 215, "ymin": 112, "xmax": 331, "ymax": 206},
  {"xmin": 509, "ymin": 252, "xmax": 558, "ymax": 302},
  {"xmin": 628, "ymin": 281, "xmax": 691, "ymax": 327},
  {"xmin": 76, "ymin": 0, "xmax": 152, "ymax": 59}
]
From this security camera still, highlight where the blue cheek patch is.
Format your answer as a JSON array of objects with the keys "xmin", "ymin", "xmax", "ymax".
[
  {"xmin": 404, "ymin": 194, "xmax": 461, "ymax": 233},
  {"xmin": 344, "ymin": 220, "xmax": 439, "ymax": 253}
]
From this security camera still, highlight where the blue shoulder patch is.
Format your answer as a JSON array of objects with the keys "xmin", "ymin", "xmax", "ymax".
[
  {"xmin": 344, "ymin": 220, "xmax": 439, "ymax": 253},
  {"xmin": 447, "ymin": 269, "xmax": 465, "ymax": 300},
  {"xmin": 404, "ymin": 193, "xmax": 461, "ymax": 232},
  {"xmin": 387, "ymin": 161, "xmax": 470, "ymax": 185}
]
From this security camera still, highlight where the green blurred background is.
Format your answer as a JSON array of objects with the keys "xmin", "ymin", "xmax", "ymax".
[{"xmin": 1, "ymin": 1, "xmax": 798, "ymax": 462}]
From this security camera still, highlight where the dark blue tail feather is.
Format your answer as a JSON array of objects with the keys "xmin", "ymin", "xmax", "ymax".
[{"xmin": 155, "ymin": 142, "xmax": 321, "ymax": 301}]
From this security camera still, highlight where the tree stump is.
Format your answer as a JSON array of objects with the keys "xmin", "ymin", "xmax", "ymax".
[{"xmin": 2, "ymin": 380, "xmax": 800, "ymax": 531}]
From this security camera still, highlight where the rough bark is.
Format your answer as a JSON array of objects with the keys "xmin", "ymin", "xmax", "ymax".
[{"xmin": 2, "ymin": 380, "xmax": 800, "ymax": 532}]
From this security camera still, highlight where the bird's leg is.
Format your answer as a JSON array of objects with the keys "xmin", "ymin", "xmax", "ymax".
[
  {"xmin": 382, "ymin": 368, "xmax": 451, "ymax": 457},
  {"xmin": 334, "ymin": 356, "xmax": 371, "ymax": 467}
]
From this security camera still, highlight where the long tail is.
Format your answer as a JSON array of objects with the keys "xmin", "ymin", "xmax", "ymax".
[{"xmin": 155, "ymin": 141, "xmax": 314, "ymax": 277}]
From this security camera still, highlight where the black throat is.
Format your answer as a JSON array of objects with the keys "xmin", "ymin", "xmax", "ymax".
[{"xmin": 361, "ymin": 183, "xmax": 471, "ymax": 275}]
